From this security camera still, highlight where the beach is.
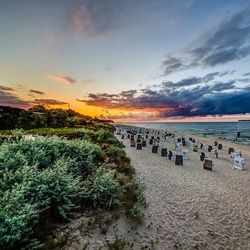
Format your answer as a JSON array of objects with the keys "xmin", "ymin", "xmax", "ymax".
[
  {"xmin": 119, "ymin": 126, "xmax": 250, "ymax": 249},
  {"xmin": 64, "ymin": 126, "xmax": 250, "ymax": 249}
]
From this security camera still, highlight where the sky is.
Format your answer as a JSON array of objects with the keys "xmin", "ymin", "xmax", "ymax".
[{"xmin": 1, "ymin": 0, "xmax": 250, "ymax": 122}]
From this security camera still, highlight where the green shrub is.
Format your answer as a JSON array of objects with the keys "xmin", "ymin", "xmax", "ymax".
[
  {"xmin": 0, "ymin": 183, "xmax": 40, "ymax": 249},
  {"xmin": 104, "ymin": 146, "xmax": 132, "ymax": 175},
  {"xmin": 85, "ymin": 168, "xmax": 124, "ymax": 209},
  {"xmin": 0, "ymin": 127, "xmax": 145, "ymax": 248},
  {"xmin": 29, "ymin": 159, "xmax": 83, "ymax": 218},
  {"xmin": 128, "ymin": 205, "xmax": 145, "ymax": 223},
  {"xmin": 0, "ymin": 137, "xmax": 102, "ymax": 176},
  {"xmin": 97, "ymin": 129, "xmax": 124, "ymax": 148}
]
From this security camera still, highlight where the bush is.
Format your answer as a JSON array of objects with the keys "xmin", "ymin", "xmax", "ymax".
[
  {"xmin": 85, "ymin": 168, "xmax": 124, "ymax": 209},
  {"xmin": 104, "ymin": 146, "xmax": 132, "ymax": 176},
  {"xmin": 0, "ymin": 127, "xmax": 145, "ymax": 248},
  {"xmin": 0, "ymin": 136, "xmax": 103, "ymax": 249},
  {"xmin": 0, "ymin": 183, "xmax": 40, "ymax": 249},
  {"xmin": 0, "ymin": 136, "xmax": 102, "ymax": 176},
  {"xmin": 128, "ymin": 205, "xmax": 145, "ymax": 222},
  {"xmin": 29, "ymin": 159, "xmax": 83, "ymax": 218},
  {"xmin": 97, "ymin": 129, "xmax": 124, "ymax": 148}
]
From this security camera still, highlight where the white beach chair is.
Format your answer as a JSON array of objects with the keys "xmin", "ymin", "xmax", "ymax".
[
  {"xmin": 188, "ymin": 140, "xmax": 194, "ymax": 150},
  {"xmin": 210, "ymin": 149, "xmax": 218, "ymax": 158},
  {"xmin": 233, "ymin": 157, "xmax": 246, "ymax": 170},
  {"xmin": 157, "ymin": 144, "xmax": 163, "ymax": 155},
  {"xmin": 230, "ymin": 152, "xmax": 236, "ymax": 162},
  {"xmin": 230, "ymin": 150, "xmax": 242, "ymax": 162},
  {"xmin": 175, "ymin": 142, "xmax": 182, "ymax": 152},
  {"xmin": 171, "ymin": 150, "xmax": 177, "ymax": 161},
  {"xmin": 235, "ymin": 150, "xmax": 242, "ymax": 157},
  {"xmin": 181, "ymin": 149, "xmax": 189, "ymax": 160}
]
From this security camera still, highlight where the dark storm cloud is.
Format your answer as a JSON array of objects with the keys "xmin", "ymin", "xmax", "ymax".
[
  {"xmin": 162, "ymin": 72, "xmax": 221, "ymax": 88},
  {"xmin": 77, "ymin": 74, "xmax": 248, "ymax": 117},
  {"xmin": 0, "ymin": 87, "xmax": 30, "ymax": 109},
  {"xmin": 162, "ymin": 6, "xmax": 250, "ymax": 75}
]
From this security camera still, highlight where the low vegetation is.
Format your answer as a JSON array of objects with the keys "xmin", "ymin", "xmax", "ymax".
[
  {"xmin": 0, "ymin": 105, "xmax": 113, "ymax": 131},
  {"xmin": 0, "ymin": 111, "xmax": 146, "ymax": 249}
]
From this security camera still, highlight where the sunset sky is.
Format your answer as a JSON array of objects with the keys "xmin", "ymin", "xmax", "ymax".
[{"xmin": 1, "ymin": 0, "xmax": 250, "ymax": 122}]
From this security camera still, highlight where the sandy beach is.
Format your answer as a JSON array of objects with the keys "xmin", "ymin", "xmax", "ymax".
[{"xmin": 64, "ymin": 126, "xmax": 250, "ymax": 249}]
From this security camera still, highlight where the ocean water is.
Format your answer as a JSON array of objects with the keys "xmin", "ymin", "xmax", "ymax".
[{"xmin": 122, "ymin": 122, "xmax": 244, "ymax": 141}]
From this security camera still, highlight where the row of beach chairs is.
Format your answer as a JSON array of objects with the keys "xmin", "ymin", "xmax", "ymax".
[{"xmin": 116, "ymin": 127, "xmax": 247, "ymax": 171}]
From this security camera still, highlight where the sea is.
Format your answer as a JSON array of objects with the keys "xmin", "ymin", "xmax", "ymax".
[{"xmin": 122, "ymin": 122, "xmax": 250, "ymax": 145}]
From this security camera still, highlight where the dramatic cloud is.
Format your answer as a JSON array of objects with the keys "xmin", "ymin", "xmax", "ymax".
[
  {"xmin": 29, "ymin": 89, "xmax": 45, "ymax": 95},
  {"xmin": 0, "ymin": 85, "xmax": 13, "ymax": 91},
  {"xmin": 48, "ymin": 74, "xmax": 76, "ymax": 84},
  {"xmin": 162, "ymin": 6, "xmax": 250, "ymax": 75},
  {"xmin": 162, "ymin": 72, "xmax": 226, "ymax": 88},
  {"xmin": 0, "ymin": 86, "xmax": 30, "ymax": 109},
  {"xmin": 78, "ymin": 71, "xmax": 250, "ymax": 118},
  {"xmin": 77, "ymin": 89, "xmax": 138, "ymax": 109},
  {"xmin": 33, "ymin": 99, "xmax": 68, "ymax": 106}
]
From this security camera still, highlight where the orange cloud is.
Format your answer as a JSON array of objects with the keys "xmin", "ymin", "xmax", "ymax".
[{"xmin": 48, "ymin": 74, "xmax": 76, "ymax": 84}]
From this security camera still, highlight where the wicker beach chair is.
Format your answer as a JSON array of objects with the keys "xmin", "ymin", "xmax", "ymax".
[
  {"xmin": 130, "ymin": 140, "xmax": 136, "ymax": 147},
  {"xmin": 142, "ymin": 140, "xmax": 147, "ymax": 147},
  {"xmin": 161, "ymin": 148, "xmax": 168, "ymax": 157},
  {"xmin": 193, "ymin": 144, "xmax": 199, "ymax": 152},
  {"xmin": 152, "ymin": 145, "xmax": 158, "ymax": 153},
  {"xmin": 168, "ymin": 150, "xmax": 173, "ymax": 160},
  {"xmin": 203, "ymin": 159, "xmax": 213, "ymax": 171},
  {"xmin": 175, "ymin": 155, "xmax": 183, "ymax": 165},
  {"xmin": 218, "ymin": 144, "xmax": 223, "ymax": 150},
  {"xmin": 137, "ymin": 143, "xmax": 142, "ymax": 150},
  {"xmin": 200, "ymin": 152, "xmax": 206, "ymax": 161},
  {"xmin": 136, "ymin": 138, "xmax": 141, "ymax": 143}
]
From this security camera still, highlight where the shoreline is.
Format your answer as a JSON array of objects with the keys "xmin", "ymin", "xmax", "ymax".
[{"xmin": 116, "ymin": 122, "xmax": 250, "ymax": 148}]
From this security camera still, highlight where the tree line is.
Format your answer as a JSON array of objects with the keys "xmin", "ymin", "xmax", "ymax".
[{"xmin": 0, "ymin": 105, "xmax": 112, "ymax": 130}]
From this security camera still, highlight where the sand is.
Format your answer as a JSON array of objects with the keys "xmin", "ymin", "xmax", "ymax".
[{"xmin": 64, "ymin": 127, "xmax": 250, "ymax": 250}]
